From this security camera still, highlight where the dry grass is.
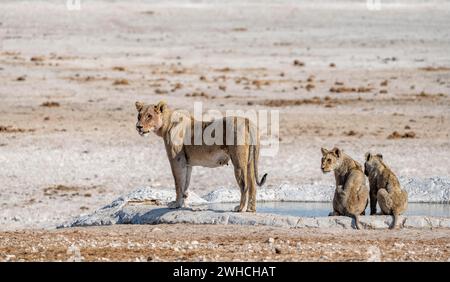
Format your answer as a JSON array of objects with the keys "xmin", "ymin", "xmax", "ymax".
[
  {"xmin": 0, "ymin": 125, "xmax": 34, "ymax": 133},
  {"xmin": 40, "ymin": 101, "xmax": 60, "ymax": 107},
  {"xmin": 419, "ymin": 66, "xmax": 450, "ymax": 72},
  {"xmin": 112, "ymin": 79, "xmax": 129, "ymax": 85},
  {"xmin": 329, "ymin": 86, "xmax": 373, "ymax": 93},
  {"xmin": 387, "ymin": 131, "xmax": 416, "ymax": 139}
]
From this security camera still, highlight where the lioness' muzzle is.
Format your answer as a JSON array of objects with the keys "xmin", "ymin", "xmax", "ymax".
[{"xmin": 136, "ymin": 125, "xmax": 148, "ymax": 135}]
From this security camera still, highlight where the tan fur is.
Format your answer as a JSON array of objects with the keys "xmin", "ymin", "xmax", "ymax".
[
  {"xmin": 364, "ymin": 153, "xmax": 408, "ymax": 229},
  {"xmin": 135, "ymin": 101, "xmax": 267, "ymax": 212},
  {"xmin": 321, "ymin": 147, "xmax": 369, "ymax": 229}
]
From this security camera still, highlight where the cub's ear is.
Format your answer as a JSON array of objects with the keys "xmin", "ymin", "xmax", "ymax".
[
  {"xmin": 154, "ymin": 101, "xmax": 167, "ymax": 113},
  {"xmin": 332, "ymin": 147, "xmax": 342, "ymax": 158},
  {"xmin": 376, "ymin": 153, "xmax": 383, "ymax": 160},
  {"xmin": 321, "ymin": 147, "xmax": 328, "ymax": 156},
  {"xmin": 135, "ymin": 101, "xmax": 144, "ymax": 112},
  {"xmin": 365, "ymin": 152, "xmax": 371, "ymax": 162}
]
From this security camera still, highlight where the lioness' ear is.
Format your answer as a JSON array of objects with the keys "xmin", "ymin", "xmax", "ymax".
[
  {"xmin": 376, "ymin": 153, "xmax": 383, "ymax": 160},
  {"xmin": 332, "ymin": 147, "xmax": 342, "ymax": 158},
  {"xmin": 365, "ymin": 152, "xmax": 371, "ymax": 162},
  {"xmin": 321, "ymin": 147, "xmax": 328, "ymax": 156},
  {"xmin": 135, "ymin": 101, "xmax": 144, "ymax": 112},
  {"xmin": 154, "ymin": 101, "xmax": 167, "ymax": 113}
]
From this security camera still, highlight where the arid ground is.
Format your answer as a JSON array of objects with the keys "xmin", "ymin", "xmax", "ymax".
[
  {"xmin": 1, "ymin": 224, "xmax": 449, "ymax": 262},
  {"xmin": 0, "ymin": 0, "xmax": 449, "ymax": 261}
]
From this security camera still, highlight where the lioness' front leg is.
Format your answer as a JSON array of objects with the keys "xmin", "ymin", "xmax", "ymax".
[{"xmin": 167, "ymin": 154, "xmax": 189, "ymax": 209}]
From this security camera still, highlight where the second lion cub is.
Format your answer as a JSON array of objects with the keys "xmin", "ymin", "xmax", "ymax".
[
  {"xmin": 364, "ymin": 152, "xmax": 408, "ymax": 229},
  {"xmin": 321, "ymin": 147, "xmax": 369, "ymax": 229}
]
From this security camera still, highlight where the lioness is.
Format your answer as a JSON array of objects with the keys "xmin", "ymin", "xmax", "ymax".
[
  {"xmin": 321, "ymin": 147, "xmax": 369, "ymax": 229},
  {"xmin": 135, "ymin": 101, "xmax": 267, "ymax": 212},
  {"xmin": 364, "ymin": 153, "xmax": 408, "ymax": 229}
]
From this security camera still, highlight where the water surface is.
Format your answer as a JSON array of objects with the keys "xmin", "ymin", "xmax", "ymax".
[{"xmin": 208, "ymin": 202, "xmax": 450, "ymax": 217}]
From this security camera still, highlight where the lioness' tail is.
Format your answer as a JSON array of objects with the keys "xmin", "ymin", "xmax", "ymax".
[{"xmin": 252, "ymin": 145, "xmax": 267, "ymax": 186}]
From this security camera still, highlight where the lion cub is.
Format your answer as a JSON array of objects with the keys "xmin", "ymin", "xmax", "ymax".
[
  {"xmin": 321, "ymin": 147, "xmax": 369, "ymax": 229},
  {"xmin": 364, "ymin": 153, "xmax": 408, "ymax": 229}
]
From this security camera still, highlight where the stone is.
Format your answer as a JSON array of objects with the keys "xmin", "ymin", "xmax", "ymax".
[{"xmin": 58, "ymin": 186, "xmax": 450, "ymax": 230}]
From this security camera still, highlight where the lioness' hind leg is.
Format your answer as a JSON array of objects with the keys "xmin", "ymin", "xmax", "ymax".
[
  {"xmin": 361, "ymin": 199, "xmax": 369, "ymax": 215},
  {"xmin": 230, "ymin": 147, "xmax": 249, "ymax": 212},
  {"xmin": 377, "ymin": 189, "xmax": 393, "ymax": 215},
  {"xmin": 246, "ymin": 159, "xmax": 256, "ymax": 212},
  {"xmin": 390, "ymin": 214, "xmax": 400, "ymax": 230},
  {"xmin": 233, "ymin": 167, "xmax": 248, "ymax": 212},
  {"xmin": 378, "ymin": 189, "xmax": 398, "ymax": 229},
  {"xmin": 352, "ymin": 214, "xmax": 362, "ymax": 230}
]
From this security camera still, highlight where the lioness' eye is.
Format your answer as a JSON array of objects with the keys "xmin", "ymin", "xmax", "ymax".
[
  {"xmin": 147, "ymin": 114, "xmax": 152, "ymax": 118},
  {"xmin": 327, "ymin": 159, "xmax": 331, "ymax": 163}
]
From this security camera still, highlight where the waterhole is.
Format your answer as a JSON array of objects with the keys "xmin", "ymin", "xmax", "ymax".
[{"xmin": 208, "ymin": 202, "xmax": 450, "ymax": 217}]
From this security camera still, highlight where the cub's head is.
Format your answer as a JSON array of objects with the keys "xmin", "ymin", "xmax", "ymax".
[
  {"xmin": 320, "ymin": 147, "xmax": 342, "ymax": 173},
  {"xmin": 135, "ymin": 101, "xmax": 167, "ymax": 136},
  {"xmin": 364, "ymin": 152, "xmax": 383, "ymax": 176}
]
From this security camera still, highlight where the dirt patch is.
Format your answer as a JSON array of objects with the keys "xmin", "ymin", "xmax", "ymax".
[
  {"xmin": 154, "ymin": 88, "xmax": 168, "ymax": 95},
  {"xmin": 343, "ymin": 130, "xmax": 359, "ymax": 137},
  {"xmin": 141, "ymin": 10, "xmax": 155, "ymax": 15},
  {"xmin": 387, "ymin": 131, "xmax": 416, "ymax": 139},
  {"xmin": 112, "ymin": 66, "xmax": 126, "ymax": 71},
  {"xmin": 415, "ymin": 91, "xmax": 446, "ymax": 99},
  {"xmin": 185, "ymin": 91, "xmax": 211, "ymax": 98},
  {"xmin": 30, "ymin": 56, "xmax": 45, "ymax": 62},
  {"xmin": 293, "ymin": 60, "xmax": 305, "ymax": 67},
  {"xmin": 253, "ymin": 96, "xmax": 356, "ymax": 107},
  {"xmin": 214, "ymin": 67, "xmax": 232, "ymax": 72},
  {"xmin": 171, "ymin": 83, "xmax": 183, "ymax": 92},
  {"xmin": 305, "ymin": 84, "xmax": 315, "ymax": 91},
  {"xmin": 252, "ymin": 79, "xmax": 271, "ymax": 89},
  {"xmin": 231, "ymin": 27, "xmax": 247, "ymax": 32}
]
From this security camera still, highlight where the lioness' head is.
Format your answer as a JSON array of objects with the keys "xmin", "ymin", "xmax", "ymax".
[
  {"xmin": 320, "ymin": 147, "xmax": 343, "ymax": 173},
  {"xmin": 364, "ymin": 152, "xmax": 383, "ymax": 176},
  {"xmin": 135, "ymin": 101, "xmax": 167, "ymax": 136}
]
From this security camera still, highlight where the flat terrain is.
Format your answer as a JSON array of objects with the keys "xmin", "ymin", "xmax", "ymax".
[
  {"xmin": 1, "ymin": 224, "xmax": 449, "ymax": 261},
  {"xmin": 0, "ymin": 1, "xmax": 449, "ymax": 261}
]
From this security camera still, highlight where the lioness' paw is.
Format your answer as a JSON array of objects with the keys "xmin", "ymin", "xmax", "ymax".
[
  {"xmin": 234, "ymin": 205, "xmax": 246, "ymax": 212},
  {"xmin": 167, "ymin": 201, "xmax": 181, "ymax": 209}
]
